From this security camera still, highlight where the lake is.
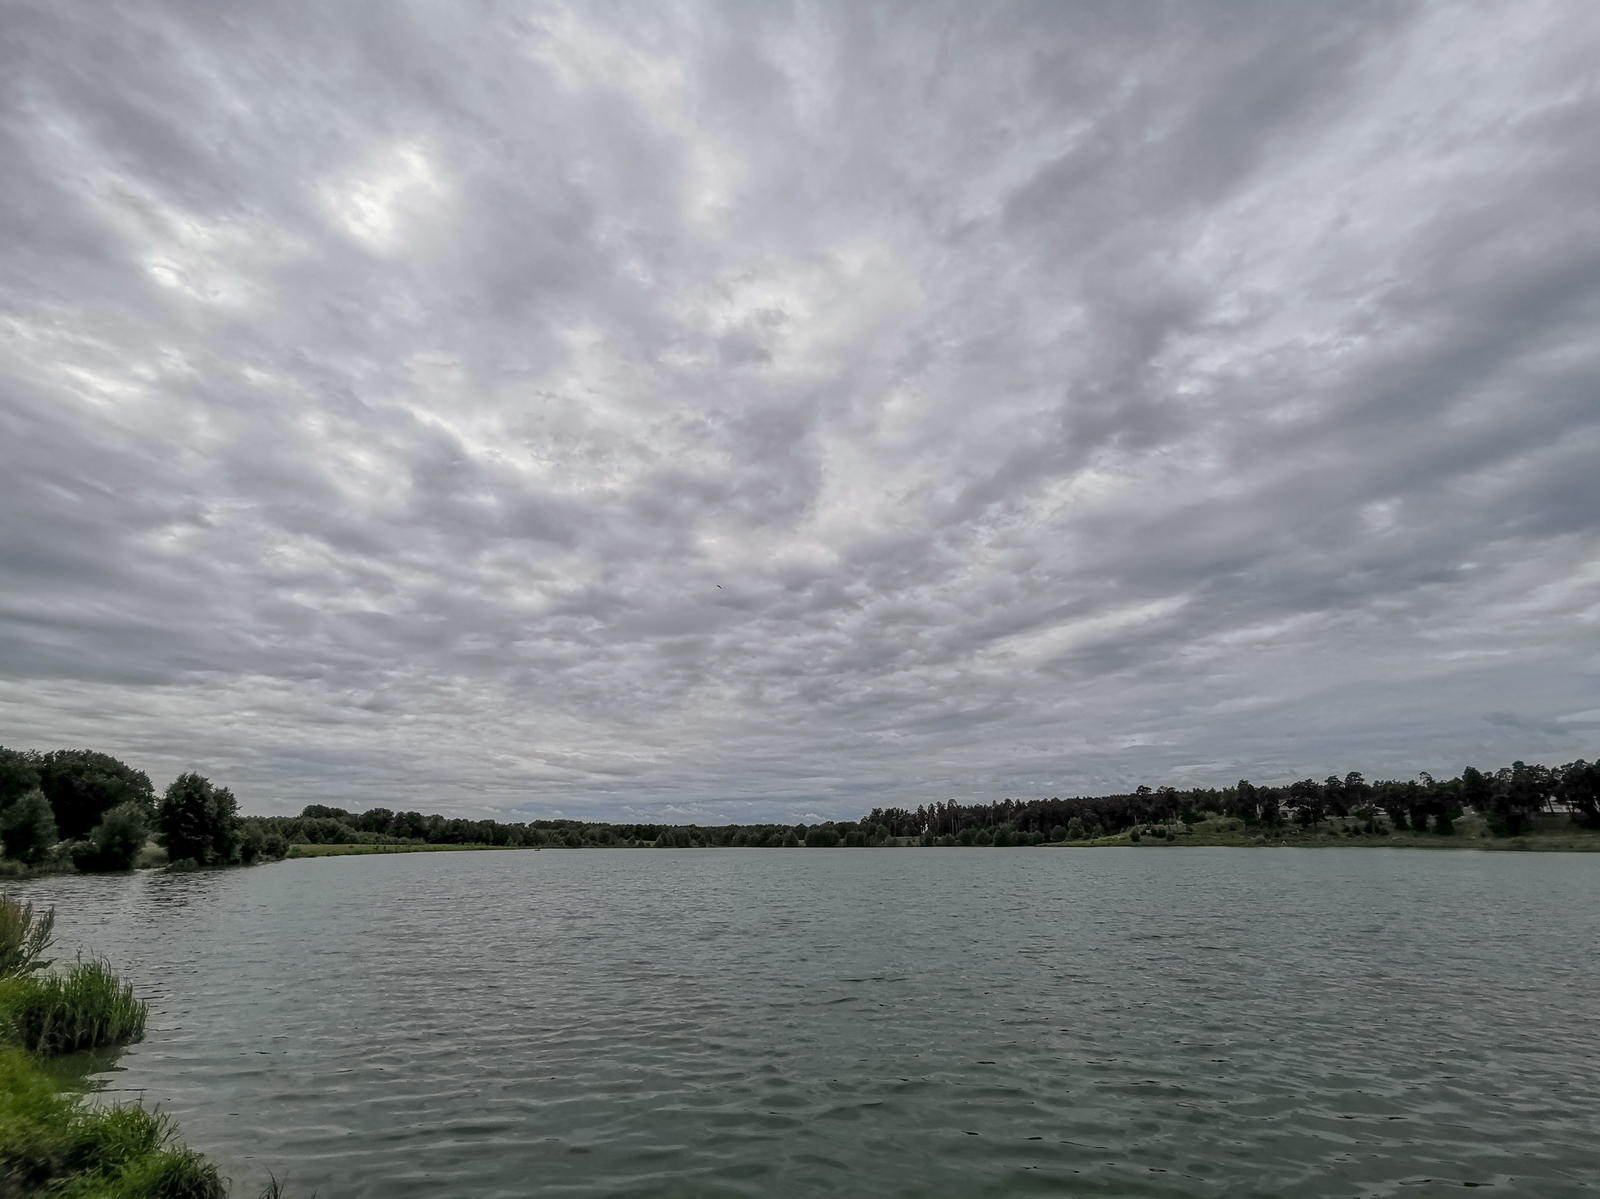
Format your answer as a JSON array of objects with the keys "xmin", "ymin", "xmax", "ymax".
[{"xmin": 16, "ymin": 848, "xmax": 1599, "ymax": 1197}]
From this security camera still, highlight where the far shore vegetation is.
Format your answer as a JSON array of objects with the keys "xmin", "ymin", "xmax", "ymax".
[
  {"xmin": 244, "ymin": 755, "xmax": 1600, "ymax": 855},
  {"xmin": 3, "ymin": 747, "xmax": 1597, "ymax": 864}
]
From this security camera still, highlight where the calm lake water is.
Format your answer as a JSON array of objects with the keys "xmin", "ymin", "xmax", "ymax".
[{"xmin": 17, "ymin": 848, "xmax": 1599, "ymax": 1198}]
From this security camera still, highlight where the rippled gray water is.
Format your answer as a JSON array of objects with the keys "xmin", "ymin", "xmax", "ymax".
[{"xmin": 16, "ymin": 848, "xmax": 1599, "ymax": 1197}]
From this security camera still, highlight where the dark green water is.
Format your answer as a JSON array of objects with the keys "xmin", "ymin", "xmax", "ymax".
[{"xmin": 18, "ymin": 848, "xmax": 1599, "ymax": 1197}]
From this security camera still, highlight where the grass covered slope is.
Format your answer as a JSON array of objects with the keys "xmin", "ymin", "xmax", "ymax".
[{"xmin": 0, "ymin": 896, "xmax": 226, "ymax": 1198}]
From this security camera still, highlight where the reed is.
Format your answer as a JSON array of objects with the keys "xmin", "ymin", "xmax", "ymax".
[
  {"xmin": 257, "ymin": 1170, "xmax": 317, "ymax": 1199},
  {"xmin": 0, "ymin": 959, "xmax": 147, "ymax": 1055},
  {"xmin": 0, "ymin": 894, "xmax": 55, "ymax": 978}
]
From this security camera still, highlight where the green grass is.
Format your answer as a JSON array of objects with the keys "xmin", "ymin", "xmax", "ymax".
[
  {"xmin": 0, "ymin": 1046, "xmax": 224, "ymax": 1197},
  {"xmin": 0, "ymin": 961, "xmax": 147, "ymax": 1056}
]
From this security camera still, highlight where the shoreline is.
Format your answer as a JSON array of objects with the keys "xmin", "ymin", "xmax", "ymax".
[{"xmin": 285, "ymin": 816, "xmax": 1600, "ymax": 856}]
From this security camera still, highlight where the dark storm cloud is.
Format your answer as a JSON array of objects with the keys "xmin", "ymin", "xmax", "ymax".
[{"xmin": 2, "ymin": 0, "xmax": 1597, "ymax": 816}]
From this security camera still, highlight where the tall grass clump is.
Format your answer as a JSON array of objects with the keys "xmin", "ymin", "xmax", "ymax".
[
  {"xmin": 0, "ymin": 895, "xmax": 243, "ymax": 1197},
  {"xmin": 0, "ymin": 1046, "xmax": 224, "ymax": 1198},
  {"xmin": 0, "ymin": 895, "xmax": 54, "ymax": 978},
  {"xmin": 0, "ymin": 959, "xmax": 147, "ymax": 1055}
]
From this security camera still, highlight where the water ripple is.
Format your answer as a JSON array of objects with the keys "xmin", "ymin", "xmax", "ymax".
[{"xmin": 19, "ymin": 848, "xmax": 1600, "ymax": 1197}]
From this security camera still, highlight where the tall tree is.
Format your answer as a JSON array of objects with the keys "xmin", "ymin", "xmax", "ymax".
[
  {"xmin": 1483, "ymin": 761, "xmax": 1551, "ymax": 836},
  {"xmin": 0, "ymin": 748, "xmax": 40, "ymax": 810},
  {"xmin": 0, "ymin": 790, "xmax": 58, "ymax": 864},
  {"xmin": 35, "ymin": 750, "xmax": 155, "ymax": 841},
  {"xmin": 1559, "ymin": 760, "xmax": 1600, "ymax": 828},
  {"xmin": 157, "ymin": 773, "xmax": 240, "ymax": 866}
]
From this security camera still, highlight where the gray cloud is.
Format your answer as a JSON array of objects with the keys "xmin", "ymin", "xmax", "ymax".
[{"xmin": 2, "ymin": 0, "xmax": 1598, "ymax": 818}]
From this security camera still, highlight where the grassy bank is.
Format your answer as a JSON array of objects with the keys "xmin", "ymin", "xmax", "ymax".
[{"xmin": 0, "ymin": 896, "xmax": 232, "ymax": 1197}]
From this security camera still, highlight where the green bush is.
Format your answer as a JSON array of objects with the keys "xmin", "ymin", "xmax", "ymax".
[
  {"xmin": 34, "ymin": 750, "xmax": 156, "ymax": 843},
  {"xmin": 157, "ymin": 774, "xmax": 239, "ymax": 867},
  {"xmin": 237, "ymin": 819, "xmax": 288, "ymax": 864},
  {"xmin": 71, "ymin": 802, "xmax": 150, "ymax": 873},
  {"xmin": 0, "ymin": 790, "xmax": 58, "ymax": 865},
  {"xmin": 0, "ymin": 960, "xmax": 147, "ymax": 1055}
]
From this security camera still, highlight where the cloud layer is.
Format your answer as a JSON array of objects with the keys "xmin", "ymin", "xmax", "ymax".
[{"xmin": 3, "ymin": 0, "xmax": 1598, "ymax": 818}]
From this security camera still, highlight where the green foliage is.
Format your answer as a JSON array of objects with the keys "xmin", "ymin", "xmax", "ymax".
[
  {"xmin": 1482, "ymin": 761, "xmax": 1553, "ymax": 836},
  {"xmin": 0, "ymin": 897, "xmax": 54, "ymax": 979},
  {"xmin": 0, "ymin": 1047, "xmax": 223, "ymax": 1199},
  {"xmin": 71, "ymin": 803, "xmax": 150, "ymax": 873},
  {"xmin": 157, "ymin": 773, "xmax": 239, "ymax": 867},
  {"xmin": 0, "ymin": 790, "xmax": 58, "ymax": 865},
  {"xmin": 0, "ymin": 1043, "xmax": 81, "ymax": 1190},
  {"xmin": 34, "ymin": 750, "xmax": 156, "ymax": 842},
  {"xmin": 1559, "ymin": 759, "xmax": 1600, "ymax": 828},
  {"xmin": 0, "ymin": 960, "xmax": 147, "ymax": 1055},
  {"xmin": 0, "ymin": 890, "xmax": 230, "ymax": 1199},
  {"xmin": 0, "ymin": 749, "xmax": 41, "ymax": 811},
  {"xmin": 236, "ymin": 818, "xmax": 288, "ymax": 864},
  {"xmin": 56, "ymin": 1141, "xmax": 226, "ymax": 1199}
]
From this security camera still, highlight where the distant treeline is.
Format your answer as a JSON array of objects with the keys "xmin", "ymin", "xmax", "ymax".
[
  {"xmin": 867, "ymin": 758, "xmax": 1600, "ymax": 843},
  {"xmin": 0, "ymin": 746, "xmax": 286, "ymax": 871},
  {"xmin": 264, "ymin": 757, "xmax": 1597, "ymax": 849},
  {"xmin": 264, "ymin": 808, "xmax": 830, "ymax": 848},
  {"xmin": 5, "ymin": 747, "xmax": 1596, "ymax": 861}
]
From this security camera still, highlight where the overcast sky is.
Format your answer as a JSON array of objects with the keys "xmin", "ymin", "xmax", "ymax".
[{"xmin": 2, "ymin": 1, "xmax": 1598, "ymax": 821}]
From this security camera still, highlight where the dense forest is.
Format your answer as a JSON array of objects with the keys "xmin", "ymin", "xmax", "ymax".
[
  {"xmin": 0, "ymin": 746, "xmax": 286, "ymax": 872},
  {"xmin": 1, "ymin": 745, "xmax": 1595, "ymax": 863},
  {"xmin": 867, "ymin": 758, "xmax": 1600, "ymax": 844}
]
